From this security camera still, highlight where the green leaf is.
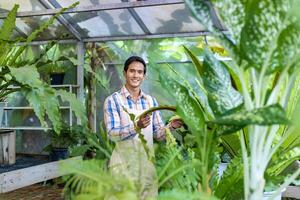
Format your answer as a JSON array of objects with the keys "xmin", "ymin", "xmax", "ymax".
[
  {"xmin": 56, "ymin": 89, "xmax": 88, "ymax": 127},
  {"xmin": 69, "ymin": 144, "xmax": 90, "ymax": 157},
  {"xmin": 269, "ymin": 21, "xmax": 300, "ymax": 72},
  {"xmin": 158, "ymin": 189, "xmax": 219, "ymax": 200},
  {"xmin": 213, "ymin": 0, "xmax": 246, "ymax": 43},
  {"xmin": 24, "ymin": 89, "xmax": 47, "ymax": 128},
  {"xmin": 43, "ymin": 87, "xmax": 62, "ymax": 132},
  {"xmin": 239, "ymin": 0, "xmax": 292, "ymax": 69},
  {"xmin": 0, "ymin": 4, "xmax": 18, "ymax": 40},
  {"xmin": 9, "ymin": 65, "xmax": 41, "ymax": 86},
  {"xmin": 10, "ymin": 65, "xmax": 62, "ymax": 131},
  {"xmin": 84, "ymin": 63, "xmax": 111, "ymax": 93},
  {"xmin": 202, "ymin": 49, "xmax": 243, "ymax": 116},
  {"xmin": 185, "ymin": 0, "xmax": 240, "ymax": 63},
  {"xmin": 220, "ymin": 133, "xmax": 241, "ymax": 157},
  {"xmin": 159, "ymin": 67, "xmax": 205, "ymax": 134},
  {"xmin": 209, "ymin": 104, "xmax": 290, "ymax": 126},
  {"xmin": 183, "ymin": 45, "xmax": 204, "ymax": 79},
  {"xmin": 8, "ymin": 2, "xmax": 79, "ymax": 66},
  {"xmin": 213, "ymin": 156, "xmax": 244, "ymax": 200}
]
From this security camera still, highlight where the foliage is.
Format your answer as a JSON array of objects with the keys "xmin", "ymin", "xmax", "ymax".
[
  {"xmin": 61, "ymin": 159, "xmax": 138, "ymax": 200},
  {"xmin": 69, "ymin": 122, "xmax": 114, "ymax": 160},
  {"xmin": 0, "ymin": 2, "xmax": 87, "ymax": 133},
  {"xmin": 185, "ymin": 0, "xmax": 300, "ymax": 199},
  {"xmin": 155, "ymin": 130, "xmax": 199, "ymax": 192},
  {"xmin": 158, "ymin": 189, "xmax": 218, "ymax": 200},
  {"xmin": 213, "ymin": 156, "xmax": 244, "ymax": 200},
  {"xmin": 44, "ymin": 123, "xmax": 85, "ymax": 152}
]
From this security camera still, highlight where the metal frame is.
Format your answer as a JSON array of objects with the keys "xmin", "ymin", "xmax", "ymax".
[
  {"xmin": 38, "ymin": 0, "xmax": 82, "ymax": 41},
  {"xmin": 17, "ymin": 31, "xmax": 220, "ymax": 46},
  {"xmin": 1, "ymin": 0, "xmax": 227, "ymax": 43},
  {"xmin": 121, "ymin": 0, "xmax": 151, "ymax": 34},
  {"xmin": 0, "ymin": 0, "xmax": 185, "ymax": 19},
  {"xmin": 0, "ymin": 0, "xmax": 227, "ymax": 132},
  {"xmin": 76, "ymin": 42, "xmax": 85, "ymax": 125}
]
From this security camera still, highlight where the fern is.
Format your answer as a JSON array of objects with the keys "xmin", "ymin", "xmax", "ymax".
[
  {"xmin": 158, "ymin": 189, "xmax": 219, "ymax": 200},
  {"xmin": 61, "ymin": 159, "xmax": 138, "ymax": 200},
  {"xmin": 156, "ymin": 142, "xmax": 199, "ymax": 192}
]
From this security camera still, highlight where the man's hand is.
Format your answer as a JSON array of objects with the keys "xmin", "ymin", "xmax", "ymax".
[
  {"xmin": 137, "ymin": 114, "xmax": 151, "ymax": 128},
  {"xmin": 170, "ymin": 119, "xmax": 183, "ymax": 129}
]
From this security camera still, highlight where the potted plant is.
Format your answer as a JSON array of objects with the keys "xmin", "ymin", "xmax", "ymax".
[
  {"xmin": 182, "ymin": 0, "xmax": 300, "ymax": 199},
  {"xmin": 0, "ymin": 4, "xmax": 87, "ymax": 166},
  {"xmin": 37, "ymin": 45, "xmax": 75, "ymax": 85},
  {"xmin": 44, "ymin": 123, "xmax": 84, "ymax": 161}
]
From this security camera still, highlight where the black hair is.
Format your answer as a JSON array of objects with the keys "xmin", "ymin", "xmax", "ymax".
[{"xmin": 124, "ymin": 56, "xmax": 146, "ymax": 74}]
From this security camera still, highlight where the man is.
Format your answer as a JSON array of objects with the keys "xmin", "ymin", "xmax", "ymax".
[{"xmin": 103, "ymin": 56, "xmax": 182, "ymax": 199}]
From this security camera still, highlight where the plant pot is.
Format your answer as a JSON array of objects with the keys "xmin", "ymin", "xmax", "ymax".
[
  {"xmin": 50, "ymin": 73, "xmax": 65, "ymax": 85},
  {"xmin": 50, "ymin": 147, "xmax": 69, "ymax": 161},
  {"xmin": 263, "ymin": 188, "xmax": 286, "ymax": 200}
]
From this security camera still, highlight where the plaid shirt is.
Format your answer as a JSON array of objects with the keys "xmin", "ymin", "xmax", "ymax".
[{"xmin": 104, "ymin": 86, "xmax": 166, "ymax": 142}]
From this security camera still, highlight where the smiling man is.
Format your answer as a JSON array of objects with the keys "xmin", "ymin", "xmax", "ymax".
[{"xmin": 103, "ymin": 56, "xmax": 182, "ymax": 199}]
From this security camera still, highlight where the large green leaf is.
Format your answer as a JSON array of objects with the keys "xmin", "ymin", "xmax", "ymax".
[
  {"xmin": 159, "ymin": 67, "xmax": 205, "ymax": 135},
  {"xmin": 9, "ymin": 65, "xmax": 41, "ymax": 86},
  {"xmin": 56, "ymin": 89, "xmax": 88, "ymax": 127},
  {"xmin": 10, "ymin": 65, "xmax": 62, "ymax": 132},
  {"xmin": 213, "ymin": 0, "xmax": 246, "ymax": 44},
  {"xmin": 0, "ymin": 4, "xmax": 18, "ymax": 66},
  {"xmin": 23, "ymin": 89, "xmax": 47, "ymax": 128},
  {"xmin": 239, "ymin": 0, "xmax": 292, "ymax": 69},
  {"xmin": 25, "ymin": 87, "xmax": 62, "ymax": 132},
  {"xmin": 213, "ymin": 156, "xmax": 243, "ymax": 200},
  {"xmin": 183, "ymin": 45, "xmax": 204, "ymax": 79},
  {"xmin": 202, "ymin": 49, "xmax": 243, "ymax": 116},
  {"xmin": 0, "ymin": 4, "xmax": 18, "ymax": 41},
  {"xmin": 209, "ymin": 104, "xmax": 289, "ymax": 126},
  {"xmin": 269, "ymin": 21, "xmax": 300, "ymax": 73},
  {"xmin": 184, "ymin": 0, "xmax": 240, "ymax": 63}
]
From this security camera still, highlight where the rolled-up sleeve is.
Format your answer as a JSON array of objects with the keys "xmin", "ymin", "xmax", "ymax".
[{"xmin": 104, "ymin": 95, "xmax": 136, "ymax": 142}]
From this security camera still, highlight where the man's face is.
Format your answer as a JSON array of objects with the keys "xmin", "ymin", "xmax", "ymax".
[{"xmin": 124, "ymin": 61, "xmax": 145, "ymax": 89}]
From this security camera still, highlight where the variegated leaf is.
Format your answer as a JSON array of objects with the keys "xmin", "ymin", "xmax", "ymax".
[{"xmin": 202, "ymin": 49, "xmax": 243, "ymax": 116}]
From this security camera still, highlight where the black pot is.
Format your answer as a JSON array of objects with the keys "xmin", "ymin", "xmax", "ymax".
[
  {"xmin": 50, "ymin": 148, "xmax": 69, "ymax": 161},
  {"xmin": 50, "ymin": 73, "xmax": 65, "ymax": 85}
]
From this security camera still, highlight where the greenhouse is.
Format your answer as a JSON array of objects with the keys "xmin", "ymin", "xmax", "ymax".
[{"xmin": 0, "ymin": 0, "xmax": 300, "ymax": 200}]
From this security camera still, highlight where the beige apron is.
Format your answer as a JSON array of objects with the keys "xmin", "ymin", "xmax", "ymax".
[{"xmin": 109, "ymin": 94, "xmax": 158, "ymax": 200}]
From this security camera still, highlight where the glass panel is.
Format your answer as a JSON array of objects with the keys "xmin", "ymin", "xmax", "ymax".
[
  {"xmin": 15, "ymin": 15, "xmax": 73, "ymax": 40},
  {"xmin": 0, "ymin": 0, "xmax": 45, "ymax": 12},
  {"xmin": 134, "ymin": 4, "xmax": 205, "ymax": 34},
  {"xmin": 54, "ymin": 0, "xmax": 144, "ymax": 37},
  {"xmin": 55, "ymin": 0, "xmax": 122, "ymax": 7},
  {"xmin": 67, "ymin": 9, "xmax": 144, "ymax": 37}
]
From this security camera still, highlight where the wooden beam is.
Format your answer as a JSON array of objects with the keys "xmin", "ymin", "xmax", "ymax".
[{"xmin": 0, "ymin": 156, "xmax": 81, "ymax": 193}]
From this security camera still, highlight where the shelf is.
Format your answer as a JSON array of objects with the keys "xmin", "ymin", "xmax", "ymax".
[
  {"xmin": 0, "ymin": 127, "xmax": 50, "ymax": 131},
  {"xmin": 8, "ymin": 84, "xmax": 79, "ymax": 89},
  {"xmin": 4, "ymin": 106, "xmax": 70, "ymax": 110},
  {"xmin": 2, "ymin": 84, "xmax": 77, "ymax": 131}
]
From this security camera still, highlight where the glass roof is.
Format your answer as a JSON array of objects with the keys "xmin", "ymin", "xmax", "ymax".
[{"xmin": 0, "ymin": 0, "xmax": 225, "ymax": 42}]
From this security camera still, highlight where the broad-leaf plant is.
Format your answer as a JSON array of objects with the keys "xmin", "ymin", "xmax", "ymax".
[
  {"xmin": 0, "ymin": 3, "xmax": 87, "ymax": 133},
  {"xmin": 157, "ymin": 0, "xmax": 300, "ymax": 199}
]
